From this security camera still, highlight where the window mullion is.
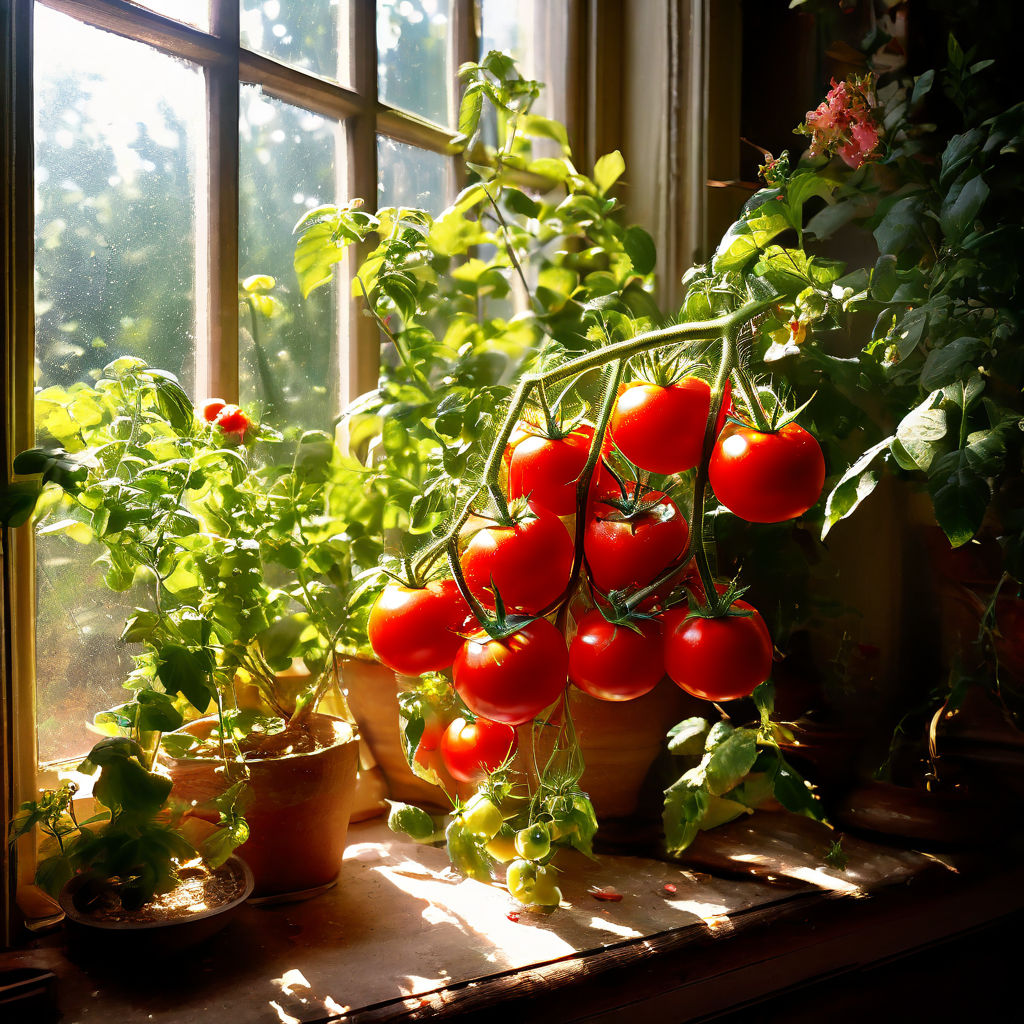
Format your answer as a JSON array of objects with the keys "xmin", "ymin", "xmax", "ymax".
[
  {"xmin": 202, "ymin": 0, "xmax": 240, "ymax": 402},
  {"xmin": 346, "ymin": 0, "xmax": 379, "ymax": 403}
]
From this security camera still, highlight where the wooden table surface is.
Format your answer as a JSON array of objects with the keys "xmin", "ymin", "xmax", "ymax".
[{"xmin": 1, "ymin": 812, "xmax": 1020, "ymax": 1024}]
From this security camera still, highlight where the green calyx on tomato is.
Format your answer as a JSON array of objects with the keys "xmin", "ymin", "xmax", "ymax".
[{"xmin": 584, "ymin": 485, "xmax": 689, "ymax": 595}]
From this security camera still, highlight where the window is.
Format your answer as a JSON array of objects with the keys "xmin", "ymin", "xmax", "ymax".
[{"xmin": 12, "ymin": 0, "xmax": 578, "ymax": 771}]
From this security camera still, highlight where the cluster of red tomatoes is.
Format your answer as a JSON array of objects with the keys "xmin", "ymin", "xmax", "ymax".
[{"xmin": 368, "ymin": 373, "xmax": 825, "ymax": 779}]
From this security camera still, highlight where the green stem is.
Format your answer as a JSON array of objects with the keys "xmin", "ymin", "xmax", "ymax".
[
  {"xmin": 691, "ymin": 330, "xmax": 740, "ymax": 613},
  {"xmin": 731, "ymin": 359, "xmax": 773, "ymax": 433},
  {"xmin": 539, "ymin": 357, "xmax": 623, "ymax": 616},
  {"xmin": 446, "ymin": 540, "xmax": 490, "ymax": 627}
]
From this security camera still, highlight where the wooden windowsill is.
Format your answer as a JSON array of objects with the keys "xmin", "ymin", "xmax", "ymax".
[{"xmin": 2, "ymin": 813, "xmax": 1022, "ymax": 1023}]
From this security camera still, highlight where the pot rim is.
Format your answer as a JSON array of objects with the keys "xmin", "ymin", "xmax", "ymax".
[
  {"xmin": 58, "ymin": 854, "xmax": 255, "ymax": 932},
  {"xmin": 161, "ymin": 712, "xmax": 358, "ymax": 766}
]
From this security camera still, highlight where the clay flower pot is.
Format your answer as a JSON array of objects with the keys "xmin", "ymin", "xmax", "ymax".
[
  {"xmin": 163, "ymin": 713, "xmax": 359, "ymax": 898},
  {"xmin": 58, "ymin": 855, "xmax": 253, "ymax": 959}
]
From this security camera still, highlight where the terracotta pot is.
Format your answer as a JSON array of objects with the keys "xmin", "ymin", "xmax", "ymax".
[
  {"xmin": 163, "ymin": 713, "xmax": 359, "ymax": 897},
  {"xmin": 58, "ymin": 855, "xmax": 253, "ymax": 959},
  {"xmin": 343, "ymin": 657, "xmax": 697, "ymax": 821}
]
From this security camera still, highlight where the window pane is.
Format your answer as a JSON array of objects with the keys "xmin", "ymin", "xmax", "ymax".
[
  {"xmin": 33, "ymin": 6, "xmax": 204, "ymax": 763},
  {"xmin": 377, "ymin": 136, "xmax": 450, "ymax": 212},
  {"xmin": 377, "ymin": 0, "xmax": 451, "ymax": 126},
  {"xmin": 241, "ymin": 0, "xmax": 352, "ymax": 87},
  {"xmin": 239, "ymin": 87, "xmax": 348, "ymax": 431},
  {"xmin": 479, "ymin": 0, "xmax": 568, "ymax": 122},
  {"xmin": 130, "ymin": 1, "xmax": 210, "ymax": 30}
]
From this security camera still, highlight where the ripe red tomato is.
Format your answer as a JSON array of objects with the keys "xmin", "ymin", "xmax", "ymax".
[
  {"xmin": 440, "ymin": 716, "xmax": 518, "ymax": 781},
  {"xmin": 368, "ymin": 580, "xmax": 473, "ymax": 676},
  {"xmin": 662, "ymin": 599, "xmax": 773, "ymax": 701},
  {"xmin": 506, "ymin": 423, "xmax": 610, "ymax": 516},
  {"xmin": 461, "ymin": 503, "xmax": 573, "ymax": 613},
  {"xmin": 213, "ymin": 403, "xmax": 253, "ymax": 443},
  {"xmin": 453, "ymin": 618, "xmax": 569, "ymax": 725},
  {"xmin": 200, "ymin": 398, "xmax": 226, "ymax": 422},
  {"xmin": 414, "ymin": 712, "xmax": 448, "ymax": 776},
  {"xmin": 568, "ymin": 610, "xmax": 664, "ymax": 701},
  {"xmin": 610, "ymin": 378, "xmax": 730, "ymax": 475},
  {"xmin": 584, "ymin": 487, "xmax": 688, "ymax": 593},
  {"xmin": 708, "ymin": 422, "xmax": 825, "ymax": 523}
]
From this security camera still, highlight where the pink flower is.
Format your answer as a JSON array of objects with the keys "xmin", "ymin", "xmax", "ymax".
[{"xmin": 798, "ymin": 74, "xmax": 881, "ymax": 167}]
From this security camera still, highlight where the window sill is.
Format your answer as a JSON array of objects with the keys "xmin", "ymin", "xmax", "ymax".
[{"xmin": 2, "ymin": 813, "xmax": 1021, "ymax": 1023}]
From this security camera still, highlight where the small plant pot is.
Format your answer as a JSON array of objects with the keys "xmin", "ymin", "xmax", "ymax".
[
  {"xmin": 164, "ymin": 713, "xmax": 359, "ymax": 898},
  {"xmin": 58, "ymin": 855, "xmax": 253, "ymax": 960}
]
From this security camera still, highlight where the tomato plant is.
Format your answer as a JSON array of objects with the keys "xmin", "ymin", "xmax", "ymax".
[
  {"xmin": 609, "ymin": 377, "xmax": 719, "ymax": 474},
  {"xmin": 453, "ymin": 618, "xmax": 569, "ymax": 725},
  {"xmin": 506, "ymin": 423, "xmax": 610, "ymax": 516},
  {"xmin": 662, "ymin": 600, "xmax": 773, "ymax": 701},
  {"xmin": 709, "ymin": 422, "xmax": 825, "ymax": 523},
  {"xmin": 440, "ymin": 716, "xmax": 518, "ymax": 782},
  {"xmin": 584, "ymin": 486, "xmax": 688, "ymax": 593},
  {"xmin": 461, "ymin": 503, "xmax": 573, "ymax": 613},
  {"xmin": 568, "ymin": 609, "xmax": 664, "ymax": 701},
  {"xmin": 368, "ymin": 580, "xmax": 473, "ymax": 676}
]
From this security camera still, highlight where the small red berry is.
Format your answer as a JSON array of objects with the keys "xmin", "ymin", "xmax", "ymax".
[
  {"xmin": 200, "ymin": 398, "xmax": 226, "ymax": 422},
  {"xmin": 214, "ymin": 404, "xmax": 252, "ymax": 442}
]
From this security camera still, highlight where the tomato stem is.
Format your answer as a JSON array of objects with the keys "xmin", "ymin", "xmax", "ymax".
[
  {"xmin": 690, "ymin": 329, "xmax": 740, "ymax": 616},
  {"xmin": 731, "ymin": 360, "xmax": 773, "ymax": 433},
  {"xmin": 445, "ymin": 540, "xmax": 492, "ymax": 629}
]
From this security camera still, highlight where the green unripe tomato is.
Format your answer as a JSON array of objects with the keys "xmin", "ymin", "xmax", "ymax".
[
  {"xmin": 514, "ymin": 822, "xmax": 551, "ymax": 860},
  {"xmin": 506, "ymin": 859, "xmax": 561, "ymax": 907},
  {"xmin": 461, "ymin": 793, "xmax": 503, "ymax": 839},
  {"xmin": 531, "ymin": 865, "xmax": 562, "ymax": 908}
]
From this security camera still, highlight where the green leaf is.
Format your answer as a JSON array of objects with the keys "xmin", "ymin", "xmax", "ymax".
[
  {"xmin": 940, "ymin": 174, "xmax": 988, "ymax": 242},
  {"xmin": 920, "ymin": 336, "xmax": 984, "ymax": 390},
  {"xmin": 911, "ymin": 69, "xmax": 935, "ymax": 105},
  {"xmin": 156, "ymin": 644, "xmax": 214, "ymax": 713},
  {"xmin": 873, "ymin": 195, "xmax": 926, "ymax": 255},
  {"xmin": 663, "ymin": 775, "xmax": 709, "ymax": 854},
  {"xmin": 623, "ymin": 225, "xmax": 656, "ymax": 275},
  {"xmin": 666, "ymin": 717, "xmax": 710, "ymax": 756},
  {"xmin": 593, "ymin": 150, "xmax": 626, "ymax": 194},
  {"xmin": 763, "ymin": 749, "xmax": 823, "ymax": 820},
  {"xmin": 929, "ymin": 466, "xmax": 989, "ymax": 548},
  {"xmin": 704, "ymin": 729, "xmax": 758, "ymax": 797},
  {"xmin": 940, "ymin": 128, "xmax": 984, "ymax": 186},
  {"xmin": 822, "ymin": 436, "xmax": 893, "ymax": 539},
  {"xmin": 895, "ymin": 401, "xmax": 947, "ymax": 472},
  {"xmin": 136, "ymin": 690, "xmax": 184, "ymax": 733}
]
